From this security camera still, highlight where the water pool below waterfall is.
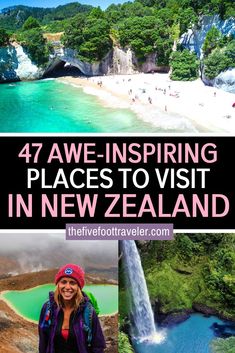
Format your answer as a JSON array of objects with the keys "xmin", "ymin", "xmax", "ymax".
[{"xmin": 133, "ymin": 313, "xmax": 235, "ymax": 353}]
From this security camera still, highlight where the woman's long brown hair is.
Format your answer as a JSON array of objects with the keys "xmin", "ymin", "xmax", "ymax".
[{"xmin": 54, "ymin": 284, "xmax": 83, "ymax": 310}]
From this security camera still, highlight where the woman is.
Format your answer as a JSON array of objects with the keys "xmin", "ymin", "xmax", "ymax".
[{"xmin": 39, "ymin": 263, "xmax": 106, "ymax": 353}]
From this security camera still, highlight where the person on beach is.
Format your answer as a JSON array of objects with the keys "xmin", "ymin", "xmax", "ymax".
[{"xmin": 38, "ymin": 264, "xmax": 105, "ymax": 353}]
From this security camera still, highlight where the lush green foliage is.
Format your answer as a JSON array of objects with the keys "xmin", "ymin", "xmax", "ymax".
[
  {"xmin": 22, "ymin": 16, "xmax": 41, "ymax": 31},
  {"xmin": 178, "ymin": 7, "xmax": 197, "ymax": 34},
  {"xmin": 120, "ymin": 234, "xmax": 235, "ymax": 322},
  {"xmin": 137, "ymin": 0, "xmax": 235, "ymax": 18},
  {"xmin": 0, "ymin": 28, "xmax": 9, "ymax": 46},
  {"xmin": 62, "ymin": 10, "xmax": 112, "ymax": 62},
  {"xmin": 41, "ymin": 3, "xmax": 93, "ymax": 24},
  {"xmin": 119, "ymin": 331, "xmax": 134, "ymax": 353},
  {"xmin": 203, "ymin": 39, "xmax": 235, "ymax": 79},
  {"xmin": 43, "ymin": 19, "xmax": 70, "ymax": 33},
  {"xmin": 105, "ymin": 1, "xmax": 154, "ymax": 24},
  {"xmin": 202, "ymin": 26, "xmax": 223, "ymax": 56},
  {"xmin": 204, "ymin": 49, "xmax": 231, "ymax": 79},
  {"xmin": 0, "ymin": 0, "xmax": 234, "ymax": 72},
  {"xmin": 17, "ymin": 18, "xmax": 49, "ymax": 66},
  {"xmin": 211, "ymin": 337, "xmax": 235, "ymax": 353},
  {"xmin": 18, "ymin": 28, "xmax": 49, "ymax": 65},
  {"xmin": 119, "ymin": 15, "xmax": 173, "ymax": 64},
  {"xmin": 170, "ymin": 49, "xmax": 199, "ymax": 80},
  {"xmin": 0, "ymin": 3, "xmax": 92, "ymax": 31},
  {"xmin": 0, "ymin": 5, "xmax": 48, "ymax": 31},
  {"xmin": 144, "ymin": 234, "xmax": 235, "ymax": 317}
]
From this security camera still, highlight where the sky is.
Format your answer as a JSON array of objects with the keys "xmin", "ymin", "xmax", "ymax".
[
  {"xmin": 0, "ymin": 0, "xmax": 129, "ymax": 10},
  {"xmin": 0, "ymin": 233, "xmax": 118, "ymax": 272}
]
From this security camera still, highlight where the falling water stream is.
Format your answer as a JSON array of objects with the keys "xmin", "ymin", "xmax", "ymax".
[
  {"xmin": 122, "ymin": 240, "xmax": 235, "ymax": 352},
  {"xmin": 122, "ymin": 240, "xmax": 165, "ymax": 343}
]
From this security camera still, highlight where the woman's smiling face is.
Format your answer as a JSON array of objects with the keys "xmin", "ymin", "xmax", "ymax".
[{"xmin": 58, "ymin": 277, "xmax": 79, "ymax": 301}]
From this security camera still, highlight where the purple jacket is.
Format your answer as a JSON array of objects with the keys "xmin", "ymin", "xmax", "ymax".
[{"xmin": 38, "ymin": 292, "xmax": 106, "ymax": 353}]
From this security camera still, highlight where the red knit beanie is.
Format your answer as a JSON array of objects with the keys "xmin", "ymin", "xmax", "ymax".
[{"xmin": 55, "ymin": 264, "xmax": 85, "ymax": 289}]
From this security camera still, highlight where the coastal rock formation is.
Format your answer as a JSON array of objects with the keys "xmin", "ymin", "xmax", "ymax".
[
  {"xmin": 201, "ymin": 64, "xmax": 235, "ymax": 93},
  {"xmin": 1, "ymin": 44, "xmax": 139, "ymax": 81},
  {"xmin": 0, "ymin": 43, "xmax": 163, "ymax": 80},
  {"xmin": 0, "ymin": 44, "xmax": 43, "ymax": 82},
  {"xmin": 181, "ymin": 15, "xmax": 235, "ymax": 92},
  {"xmin": 203, "ymin": 67, "xmax": 235, "ymax": 94},
  {"xmin": 214, "ymin": 68, "xmax": 235, "ymax": 94},
  {"xmin": 45, "ymin": 46, "xmax": 138, "ymax": 76},
  {"xmin": 180, "ymin": 15, "xmax": 235, "ymax": 58},
  {"xmin": 110, "ymin": 47, "xmax": 137, "ymax": 75},
  {"xmin": 141, "ymin": 53, "xmax": 158, "ymax": 73}
]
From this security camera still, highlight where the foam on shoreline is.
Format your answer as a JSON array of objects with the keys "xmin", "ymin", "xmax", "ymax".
[{"xmin": 57, "ymin": 73, "xmax": 235, "ymax": 133}]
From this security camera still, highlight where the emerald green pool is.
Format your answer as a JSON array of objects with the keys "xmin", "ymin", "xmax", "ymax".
[{"xmin": 2, "ymin": 284, "xmax": 118, "ymax": 321}]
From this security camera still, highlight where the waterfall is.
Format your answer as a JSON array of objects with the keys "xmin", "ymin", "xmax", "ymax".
[{"xmin": 122, "ymin": 240, "xmax": 156, "ymax": 339}]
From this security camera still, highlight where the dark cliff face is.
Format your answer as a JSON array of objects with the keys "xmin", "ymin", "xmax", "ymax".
[{"xmin": 0, "ymin": 46, "xmax": 19, "ymax": 82}]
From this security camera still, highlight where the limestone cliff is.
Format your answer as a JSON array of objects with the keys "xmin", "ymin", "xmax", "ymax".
[
  {"xmin": 45, "ymin": 46, "xmax": 138, "ymax": 76},
  {"xmin": 214, "ymin": 68, "xmax": 235, "ymax": 93},
  {"xmin": 0, "ymin": 44, "xmax": 43, "ymax": 83},
  {"xmin": 180, "ymin": 15, "xmax": 235, "ymax": 92},
  {"xmin": 1, "ymin": 44, "xmax": 149, "ymax": 82},
  {"xmin": 180, "ymin": 15, "xmax": 235, "ymax": 58}
]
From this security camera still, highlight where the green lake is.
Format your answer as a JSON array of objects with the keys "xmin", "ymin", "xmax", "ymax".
[{"xmin": 2, "ymin": 284, "xmax": 118, "ymax": 321}]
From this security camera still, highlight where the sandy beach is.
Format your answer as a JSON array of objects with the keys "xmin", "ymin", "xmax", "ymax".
[{"xmin": 57, "ymin": 73, "xmax": 235, "ymax": 133}]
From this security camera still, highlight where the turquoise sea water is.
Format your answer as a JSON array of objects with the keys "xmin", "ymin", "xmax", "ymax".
[
  {"xmin": 0, "ymin": 79, "xmax": 163, "ymax": 132},
  {"xmin": 3, "ymin": 283, "xmax": 118, "ymax": 321},
  {"xmin": 133, "ymin": 314, "xmax": 235, "ymax": 353}
]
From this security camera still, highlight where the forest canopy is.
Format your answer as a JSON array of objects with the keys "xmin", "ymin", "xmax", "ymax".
[{"xmin": 0, "ymin": 1, "xmax": 234, "ymax": 74}]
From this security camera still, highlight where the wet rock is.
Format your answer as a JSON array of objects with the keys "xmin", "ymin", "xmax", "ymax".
[
  {"xmin": 159, "ymin": 311, "xmax": 192, "ymax": 326},
  {"xmin": 214, "ymin": 68, "xmax": 235, "ymax": 94},
  {"xmin": 192, "ymin": 303, "xmax": 218, "ymax": 316}
]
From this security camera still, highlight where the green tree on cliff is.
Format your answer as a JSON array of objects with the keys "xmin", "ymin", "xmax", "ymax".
[
  {"xmin": 62, "ymin": 10, "xmax": 112, "ymax": 62},
  {"xmin": 119, "ymin": 16, "xmax": 173, "ymax": 64},
  {"xmin": 17, "ymin": 18, "xmax": 49, "ymax": 66},
  {"xmin": 202, "ymin": 26, "xmax": 223, "ymax": 56},
  {"xmin": 0, "ymin": 28, "xmax": 10, "ymax": 46},
  {"xmin": 170, "ymin": 49, "xmax": 199, "ymax": 80},
  {"xmin": 22, "ymin": 16, "xmax": 41, "ymax": 30},
  {"xmin": 203, "ymin": 39, "xmax": 235, "ymax": 79}
]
